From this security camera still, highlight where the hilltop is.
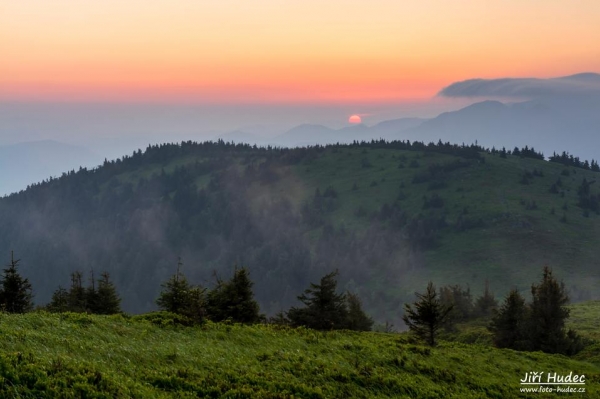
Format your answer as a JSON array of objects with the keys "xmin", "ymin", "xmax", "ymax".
[{"xmin": 1, "ymin": 140, "xmax": 600, "ymax": 321}]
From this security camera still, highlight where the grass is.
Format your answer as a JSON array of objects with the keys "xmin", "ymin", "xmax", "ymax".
[
  {"xmin": 0, "ymin": 312, "xmax": 599, "ymax": 398},
  {"xmin": 567, "ymin": 301, "xmax": 600, "ymax": 340}
]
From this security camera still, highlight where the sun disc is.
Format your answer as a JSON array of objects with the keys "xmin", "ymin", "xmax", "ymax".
[{"xmin": 349, "ymin": 115, "xmax": 361, "ymax": 124}]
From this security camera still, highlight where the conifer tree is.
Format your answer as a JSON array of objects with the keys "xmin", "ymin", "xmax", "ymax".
[
  {"xmin": 156, "ymin": 258, "xmax": 205, "ymax": 324},
  {"xmin": 156, "ymin": 258, "xmax": 192, "ymax": 314},
  {"xmin": 438, "ymin": 284, "xmax": 473, "ymax": 329},
  {"xmin": 96, "ymin": 272, "xmax": 121, "ymax": 314},
  {"xmin": 287, "ymin": 270, "xmax": 349, "ymax": 330},
  {"xmin": 346, "ymin": 292, "xmax": 374, "ymax": 331},
  {"xmin": 47, "ymin": 286, "xmax": 69, "ymax": 312},
  {"xmin": 474, "ymin": 279, "xmax": 498, "ymax": 317},
  {"xmin": 85, "ymin": 269, "xmax": 100, "ymax": 314},
  {"xmin": 488, "ymin": 289, "xmax": 529, "ymax": 350},
  {"xmin": 206, "ymin": 267, "xmax": 261, "ymax": 323},
  {"xmin": 0, "ymin": 251, "xmax": 34, "ymax": 313},
  {"xmin": 403, "ymin": 282, "xmax": 451, "ymax": 346},
  {"xmin": 184, "ymin": 286, "xmax": 206, "ymax": 324},
  {"xmin": 528, "ymin": 267, "xmax": 571, "ymax": 353},
  {"xmin": 68, "ymin": 271, "xmax": 87, "ymax": 312}
]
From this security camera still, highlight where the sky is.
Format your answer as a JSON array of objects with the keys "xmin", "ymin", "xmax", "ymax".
[
  {"xmin": 1, "ymin": 1, "xmax": 600, "ymax": 195},
  {"xmin": 2, "ymin": 1, "xmax": 599, "ymax": 104}
]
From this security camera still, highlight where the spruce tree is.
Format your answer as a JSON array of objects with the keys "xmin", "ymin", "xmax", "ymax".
[
  {"xmin": 403, "ymin": 282, "xmax": 452, "ymax": 346},
  {"xmin": 287, "ymin": 270, "xmax": 349, "ymax": 330},
  {"xmin": 528, "ymin": 267, "xmax": 571, "ymax": 353},
  {"xmin": 156, "ymin": 259, "xmax": 192, "ymax": 314},
  {"xmin": 438, "ymin": 284, "xmax": 473, "ymax": 330},
  {"xmin": 0, "ymin": 251, "xmax": 34, "ymax": 313},
  {"xmin": 346, "ymin": 292, "xmax": 374, "ymax": 331},
  {"xmin": 68, "ymin": 271, "xmax": 87, "ymax": 312},
  {"xmin": 156, "ymin": 258, "xmax": 205, "ymax": 324},
  {"xmin": 474, "ymin": 279, "xmax": 498, "ymax": 318},
  {"xmin": 184, "ymin": 286, "xmax": 206, "ymax": 324},
  {"xmin": 488, "ymin": 289, "xmax": 529, "ymax": 350},
  {"xmin": 96, "ymin": 272, "xmax": 121, "ymax": 314},
  {"xmin": 47, "ymin": 286, "xmax": 69, "ymax": 312},
  {"xmin": 206, "ymin": 267, "xmax": 261, "ymax": 323},
  {"xmin": 85, "ymin": 269, "xmax": 100, "ymax": 314}
]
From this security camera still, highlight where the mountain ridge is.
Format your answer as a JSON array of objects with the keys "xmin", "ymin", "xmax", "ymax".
[{"xmin": 1, "ymin": 139, "xmax": 599, "ymax": 323}]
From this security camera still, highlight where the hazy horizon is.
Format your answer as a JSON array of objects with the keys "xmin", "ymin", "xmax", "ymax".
[
  {"xmin": 2, "ymin": 1, "xmax": 600, "ymax": 195},
  {"xmin": 2, "ymin": 74, "xmax": 600, "ymax": 196}
]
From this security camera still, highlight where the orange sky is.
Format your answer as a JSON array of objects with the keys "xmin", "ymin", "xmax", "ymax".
[{"xmin": 2, "ymin": 0, "xmax": 599, "ymax": 103}]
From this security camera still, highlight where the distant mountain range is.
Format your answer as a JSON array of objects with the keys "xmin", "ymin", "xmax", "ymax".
[
  {"xmin": 272, "ymin": 118, "xmax": 427, "ymax": 147},
  {"xmin": 404, "ymin": 97, "xmax": 600, "ymax": 160},
  {"xmin": 216, "ymin": 77, "xmax": 600, "ymax": 161},
  {"xmin": 4, "ymin": 73, "xmax": 600, "ymax": 195},
  {"xmin": 217, "ymin": 118, "xmax": 427, "ymax": 147}
]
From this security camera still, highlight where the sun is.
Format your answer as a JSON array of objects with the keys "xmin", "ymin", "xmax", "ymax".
[{"xmin": 349, "ymin": 115, "xmax": 361, "ymax": 124}]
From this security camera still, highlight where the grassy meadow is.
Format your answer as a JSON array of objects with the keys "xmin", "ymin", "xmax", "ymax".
[{"xmin": 0, "ymin": 310, "xmax": 598, "ymax": 398}]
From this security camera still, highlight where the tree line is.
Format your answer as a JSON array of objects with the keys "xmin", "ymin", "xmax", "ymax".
[
  {"xmin": 0, "ymin": 252, "xmax": 373, "ymax": 332},
  {"xmin": 155, "ymin": 261, "xmax": 373, "ymax": 331},
  {"xmin": 403, "ymin": 266, "xmax": 586, "ymax": 355},
  {"xmin": 0, "ymin": 251, "xmax": 590, "ymax": 356}
]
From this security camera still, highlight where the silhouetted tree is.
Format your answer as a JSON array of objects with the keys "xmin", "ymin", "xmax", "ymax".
[
  {"xmin": 68, "ymin": 271, "xmax": 87, "ymax": 312},
  {"xmin": 96, "ymin": 272, "xmax": 121, "ymax": 314},
  {"xmin": 85, "ymin": 269, "xmax": 100, "ymax": 314},
  {"xmin": 489, "ymin": 289, "xmax": 529, "ymax": 350},
  {"xmin": 346, "ymin": 292, "xmax": 374, "ymax": 331},
  {"xmin": 184, "ymin": 286, "xmax": 206, "ymax": 324},
  {"xmin": 528, "ymin": 267, "xmax": 571, "ymax": 354},
  {"xmin": 474, "ymin": 280, "xmax": 498, "ymax": 318},
  {"xmin": 287, "ymin": 270, "xmax": 349, "ymax": 330},
  {"xmin": 0, "ymin": 251, "xmax": 34, "ymax": 313},
  {"xmin": 403, "ymin": 282, "xmax": 452, "ymax": 346},
  {"xmin": 439, "ymin": 284, "xmax": 473, "ymax": 330},
  {"xmin": 206, "ymin": 267, "xmax": 261, "ymax": 323},
  {"xmin": 47, "ymin": 286, "xmax": 69, "ymax": 312},
  {"xmin": 156, "ymin": 258, "xmax": 192, "ymax": 314}
]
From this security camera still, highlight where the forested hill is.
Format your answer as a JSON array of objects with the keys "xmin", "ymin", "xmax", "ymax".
[{"xmin": 1, "ymin": 139, "xmax": 600, "ymax": 321}]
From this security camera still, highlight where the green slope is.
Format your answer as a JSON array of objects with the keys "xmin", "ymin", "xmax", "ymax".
[
  {"xmin": 278, "ymin": 146, "xmax": 600, "ymax": 302},
  {"xmin": 436, "ymin": 300, "xmax": 600, "ymax": 364},
  {"xmin": 0, "ymin": 312, "xmax": 598, "ymax": 398},
  {"xmin": 568, "ymin": 300, "xmax": 600, "ymax": 341},
  {"xmin": 1, "ymin": 141, "xmax": 599, "ymax": 319}
]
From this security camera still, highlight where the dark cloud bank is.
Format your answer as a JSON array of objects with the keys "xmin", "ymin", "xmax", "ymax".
[{"xmin": 438, "ymin": 73, "xmax": 600, "ymax": 99}]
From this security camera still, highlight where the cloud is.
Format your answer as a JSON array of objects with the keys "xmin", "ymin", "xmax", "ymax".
[{"xmin": 438, "ymin": 73, "xmax": 600, "ymax": 98}]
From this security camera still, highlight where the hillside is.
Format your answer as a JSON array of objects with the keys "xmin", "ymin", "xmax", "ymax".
[
  {"xmin": 0, "ymin": 311, "xmax": 598, "ymax": 398},
  {"xmin": 1, "ymin": 140, "xmax": 600, "ymax": 321}
]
